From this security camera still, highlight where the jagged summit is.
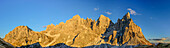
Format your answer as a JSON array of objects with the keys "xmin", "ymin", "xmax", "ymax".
[
  {"xmin": 3, "ymin": 12, "xmax": 152, "ymax": 47},
  {"xmin": 123, "ymin": 12, "xmax": 131, "ymax": 20},
  {"xmin": 126, "ymin": 12, "xmax": 130, "ymax": 17}
]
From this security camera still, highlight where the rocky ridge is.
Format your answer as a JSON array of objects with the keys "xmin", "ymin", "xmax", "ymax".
[{"xmin": 3, "ymin": 12, "xmax": 152, "ymax": 47}]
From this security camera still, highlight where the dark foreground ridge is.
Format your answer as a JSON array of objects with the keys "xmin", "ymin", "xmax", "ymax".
[
  {"xmin": 0, "ymin": 37, "xmax": 14, "ymax": 48},
  {"xmin": 3, "ymin": 12, "xmax": 157, "ymax": 48},
  {"xmin": 16, "ymin": 42, "xmax": 170, "ymax": 48}
]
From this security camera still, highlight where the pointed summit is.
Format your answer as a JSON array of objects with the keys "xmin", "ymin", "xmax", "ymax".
[
  {"xmin": 98, "ymin": 15, "xmax": 110, "ymax": 21},
  {"xmin": 123, "ymin": 12, "xmax": 131, "ymax": 20},
  {"xmin": 126, "ymin": 12, "xmax": 130, "ymax": 17}
]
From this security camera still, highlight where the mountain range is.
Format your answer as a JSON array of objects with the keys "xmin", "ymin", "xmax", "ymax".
[{"xmin": 3, "ymin": 12, "xmax": 153, "ymax": 47}]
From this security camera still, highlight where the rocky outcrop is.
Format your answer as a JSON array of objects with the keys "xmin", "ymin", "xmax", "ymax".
[{"xmin": 3, "ymin": 12, "xmax": 152, "ymax": 47}]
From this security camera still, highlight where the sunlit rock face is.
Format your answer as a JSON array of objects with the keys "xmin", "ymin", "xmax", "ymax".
[
  {"xmin": 3, "ymin": 12, "xmax": 152, "ymax": 47},
  {"xmin": 102, "ymin": 12, "xmax": 152, "ymax": 46}
]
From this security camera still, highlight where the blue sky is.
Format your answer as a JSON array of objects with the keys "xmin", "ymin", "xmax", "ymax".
[{"xmin": 0, "ymin": 0, "xmax": 170, "ymax": 41}]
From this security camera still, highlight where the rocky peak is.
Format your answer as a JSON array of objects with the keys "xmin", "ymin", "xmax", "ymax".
[
  {"xmin": 97, "ymin": 15, "xmax": 112, "ymax": 27},
  {"xmin": 123, "ymin": 12, "xmax": 131, "ymax": 20},
  {"xmin": 3, "ymin": 26, "xmax": 32, "ymax": 47},
  {"xmin": 114, "ymin": 12, "xmax": 151, "ymax": 45}
]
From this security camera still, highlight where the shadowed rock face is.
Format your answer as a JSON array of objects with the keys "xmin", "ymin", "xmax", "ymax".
[
  {"xmin": 0, "ymin": 37, "xmax": 14, "ymax": 48},
  {"xmin": 3, "ymin": 12, "xmax": 152, "ymax": 47}
]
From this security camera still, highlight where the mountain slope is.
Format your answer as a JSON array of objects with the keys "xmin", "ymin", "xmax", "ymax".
[
  {"xmin": 3, "ymin": 12, "xmax": 152, "ymax": 47},
  {"xmin": 0, "ymin": 37, "xmax": 14, "ymax": 48}
]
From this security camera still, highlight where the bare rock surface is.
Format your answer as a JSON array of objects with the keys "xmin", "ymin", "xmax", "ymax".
[{"xmin": 3, "ymin": 12, "xmax": 152, "ymax": 47}]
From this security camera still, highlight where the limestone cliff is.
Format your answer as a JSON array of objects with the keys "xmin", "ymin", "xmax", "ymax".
[{"xmin": 3, "ymin": 12, "xmax": 152, "ymax": 47}]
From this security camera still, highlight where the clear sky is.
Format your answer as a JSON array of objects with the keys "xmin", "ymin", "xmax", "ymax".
[{"xmin": 0, "ymin": 0, "xmax": 170, "ymax": 41}]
